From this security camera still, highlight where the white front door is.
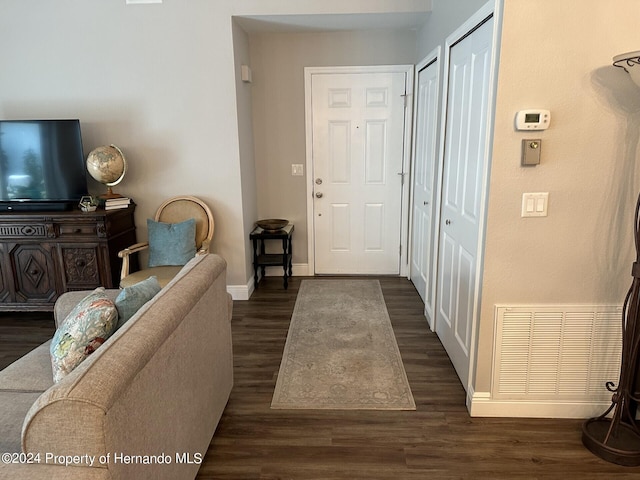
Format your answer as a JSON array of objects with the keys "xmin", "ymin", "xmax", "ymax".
[
  {"xmin": 309, "ymin": 70, "xmax": 407, "ymax": 274},
  {"xmin": 435, "ymin": 15, "xmax": 494, "ymax": 387},
  {"xmin": 410, "ymin": 56, "xmax": 440, "ymax": 324}
]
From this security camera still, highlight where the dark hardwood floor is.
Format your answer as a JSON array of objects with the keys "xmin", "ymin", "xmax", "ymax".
[
  {"xmin": 2, "ymin": 277, "xmax": 639, "ymax": 479},
  {"xmin": 200, "ymin": 277, "xmax": 640, "ymax": 480},
  {"xmin": 0, "ymin": 311, "xmax": 54, "ymax": 370}
]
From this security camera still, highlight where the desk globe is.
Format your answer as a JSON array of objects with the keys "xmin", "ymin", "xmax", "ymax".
[{"xmin": 86, "ymin": 144, "xmax": 127, "ymax": 199}]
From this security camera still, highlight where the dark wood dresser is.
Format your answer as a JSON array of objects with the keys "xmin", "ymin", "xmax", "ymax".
[{"xmin": 0, "ymin": 205, "xmax": 136, "ymax": 311}]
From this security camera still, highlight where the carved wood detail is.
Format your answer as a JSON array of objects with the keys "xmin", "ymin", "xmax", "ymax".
[{"xmin": 62, "ymin": 247, "xmax": 100, "ymax": 285}]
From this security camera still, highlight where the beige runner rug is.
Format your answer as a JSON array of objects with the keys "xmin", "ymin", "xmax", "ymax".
[{"xmin": 271, "ymin": 279, "xmax": 416, "ymax": 410}]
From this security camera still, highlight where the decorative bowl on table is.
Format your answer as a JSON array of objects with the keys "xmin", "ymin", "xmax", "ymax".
[{"xmin": 256, "ymin": 219, "xmax": 288, "ymax": 232}]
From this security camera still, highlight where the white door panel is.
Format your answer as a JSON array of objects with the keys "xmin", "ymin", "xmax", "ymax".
[
  {"xmin": 312, "ymin": 72, "xmax": 406, "ymax": 274},
  {"xmin": 436, "ymin": 16, "xmax": 494, "ymax": 388},
  {"xmin": 410, "ymin": 57, "xmax": 440, "ymax": 319}
]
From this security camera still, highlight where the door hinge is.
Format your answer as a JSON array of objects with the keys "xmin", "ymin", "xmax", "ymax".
[
  {"xmin": 399, "ymin": 244, "xmax": 402, "ymax": 256},
  {"xmin": 401, "ymin": 93, "xmax": 411, "ymax": 107},
  {"xmin": 397, "ymin": 172, "xmax": 406, "ymax": 185}
]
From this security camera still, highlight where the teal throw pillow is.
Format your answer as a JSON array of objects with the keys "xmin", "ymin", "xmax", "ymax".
[
  {"xmin": 147, "ymin": 217, "xmax": 196, "ymax": 267},
  {"xmin": 115, "ymin": 275, "xmax": 162, "ymax": 329},
  {"xmin": 50, "ymin": 287, "xmax": 118, "ymax": 383}
]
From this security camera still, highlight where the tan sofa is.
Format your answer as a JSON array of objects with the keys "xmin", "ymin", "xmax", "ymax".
[{"xmin": 0, "ymin": 254, "xmax": 233, "ymax": 480}]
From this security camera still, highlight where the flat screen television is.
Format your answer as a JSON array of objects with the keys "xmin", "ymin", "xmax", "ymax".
[{"xmin": 0, "ymin": 119, "xmax": 88, "ymax": 211}]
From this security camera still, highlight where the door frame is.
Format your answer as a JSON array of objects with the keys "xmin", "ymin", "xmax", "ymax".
[
  {"xmin": 304, "ymin": 65, "xmax": 415, "ymax": 276},
  {"xmin": 408, "ymin": 46, "xmax": 441, "ymax": 331},
  {"xmin": 432, "ymin": 0, "xmax": 501, "ymax": 399}
]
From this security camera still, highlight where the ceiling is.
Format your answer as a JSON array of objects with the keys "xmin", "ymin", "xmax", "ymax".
[{"xmin": 234, "ymin": 12, "xmax": 431, "ymax": 34}]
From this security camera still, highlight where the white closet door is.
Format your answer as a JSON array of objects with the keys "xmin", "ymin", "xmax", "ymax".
[
  {"xmin": 410, "ymin": 57, "xmax": 439, "ymax": 324},
  {"xmin": 435, "ymin": 16, "xmax": 494, "ymax": 388}
]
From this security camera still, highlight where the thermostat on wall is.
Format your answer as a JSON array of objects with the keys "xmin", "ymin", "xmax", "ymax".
[{"xmin": 515, "ymin": 109, "xmax": 551, "ymax": 131}]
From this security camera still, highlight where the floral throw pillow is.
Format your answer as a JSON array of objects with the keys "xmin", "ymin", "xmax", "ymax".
[{"xmin": 50, "ymin": 288, "xmax": 118, "ymax": 383}]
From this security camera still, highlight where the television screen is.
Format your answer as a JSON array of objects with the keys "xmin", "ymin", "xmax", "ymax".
[{"xmin": 0, "ymin": 119, "xmax": 87, "ymax": 210}]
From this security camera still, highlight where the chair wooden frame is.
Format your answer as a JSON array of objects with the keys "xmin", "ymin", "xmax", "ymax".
[{"xmin": 118, "ymin": 195, "xmax": 215, "ymax": 284}]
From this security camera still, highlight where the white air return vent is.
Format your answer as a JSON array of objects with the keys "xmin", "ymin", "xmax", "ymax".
[{"xmin": 493, "ymin": 305, "xmax": 622, "ymax": 402}]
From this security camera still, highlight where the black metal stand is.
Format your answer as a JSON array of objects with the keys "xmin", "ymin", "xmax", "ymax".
[{"xmin": 582, "ymin": 193, "xmax": 640, "ymax": 466}]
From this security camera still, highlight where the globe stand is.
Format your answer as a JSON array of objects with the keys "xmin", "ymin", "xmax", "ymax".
[
  {"xmin": 99, "ymin": 186, "xmax": 124, "ymax": 200},
  {"xmin": 582, "ymin": 192, "xmax": 640, "ymax": 467}
]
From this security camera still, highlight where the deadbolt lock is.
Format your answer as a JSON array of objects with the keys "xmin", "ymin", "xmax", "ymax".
[{"xmin": 315, "ymin": 178, "xmax": 323, "ymax": 185}]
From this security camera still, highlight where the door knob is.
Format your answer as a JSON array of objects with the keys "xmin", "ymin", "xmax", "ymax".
[{"xmin": 315, "ymin": 192, "xmax": 323, "ymax": 198}]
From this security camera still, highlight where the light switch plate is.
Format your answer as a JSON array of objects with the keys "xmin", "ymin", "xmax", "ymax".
[
  {"xmin": 521, "ymin": 192, "xmax": 549, "ymax": 217},
  {"xmin": 291, "ymin": 164, "xmax": 304, "ymax": 176},
  {"xmin": 241, "ymin": 65, "xmax": 252, "ymax": 83}
]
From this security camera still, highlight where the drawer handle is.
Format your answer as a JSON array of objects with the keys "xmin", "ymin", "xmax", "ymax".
[
  {"xmin": 75, "ymin": 259, "xmax": 86, "ymax": 268},
  {"xmin": 74, "ymin": 228, "xmax": 82, "ymax": 233}
]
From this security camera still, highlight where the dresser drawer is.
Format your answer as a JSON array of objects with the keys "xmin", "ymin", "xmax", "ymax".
[
  {"xmin": 58, "ymin": 223, "xmax": 98, "ymax": 237},
  {"xmin": 0, "ymin": 223, "xmax": 52, "ymax": 238}
]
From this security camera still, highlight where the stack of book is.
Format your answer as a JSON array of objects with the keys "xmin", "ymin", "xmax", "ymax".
[{"xmin": 103, "ymin": 197, "xmax": 132, "ymax": 210}]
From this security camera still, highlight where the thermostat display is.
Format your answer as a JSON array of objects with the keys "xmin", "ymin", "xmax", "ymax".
[{"xmin": 515, "ymin": 109, "xmax": 550, "ymax": 130}]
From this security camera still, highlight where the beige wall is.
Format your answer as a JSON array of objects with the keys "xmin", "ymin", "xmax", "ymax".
[
  {"xmin": 248, "ymin": 29, "xmax": 418, "ymax": 266},
  {"xmin": 0, "ymin": 0, "xmax": 430, "ymax": 290},
  {"xmin": 232, "ymin": 0, "xmax": 431, "ymax": 18},
  {"xmin": 0, "ymin": 0, "xmax": 249, "ymax": 285},
  {"xmin": 474, "ymin": 0, "xmax": 640, "ymax": 392},
  {"xmin": 232, "ymin": 21, "xmax": 260, "ymax": 284}
]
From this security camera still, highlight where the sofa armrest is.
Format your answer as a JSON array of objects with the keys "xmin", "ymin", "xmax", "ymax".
[{"xmin": 54, "ymin": 290, "xmax": 120, "ymax": 329}]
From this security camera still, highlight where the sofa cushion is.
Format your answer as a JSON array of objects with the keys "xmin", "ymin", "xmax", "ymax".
[
  {"xmin": 50, "ymin": 288, "xmax": 118, "ymax": 383},
  {"xmin": 0, "ymin": 340, "xmax": 54, "ymax": 393},
  {"xmin": 0, "ymin": 390, "xmax": 43, "ymax": 453},
  {"xmin": 119, "ymin": 265, "xmax": 183, "ymax": 289},
  {"xmin": 147, "ymin": 218, "xmax": 196, "ymax": 267},
  {"xmin": 115, "ymin": 275, "xmax": 162, "ymax": 329}
]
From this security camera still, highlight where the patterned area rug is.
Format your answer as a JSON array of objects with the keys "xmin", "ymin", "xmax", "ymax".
[{"xmin": 271, "ymin": 279, "xmax": 415, "ymax": 410}]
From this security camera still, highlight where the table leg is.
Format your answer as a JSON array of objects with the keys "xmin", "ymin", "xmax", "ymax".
[
  {"xmin": 260, "ymin": 239, "xmax": 266, "ymax": 279},
  {"xmin": 282, "ymin": 237, "xmax": 288, "ymax": 289},
  {"xmin": 287, "ymin": 235, "xmax": 293, "ymax": 278},
  {"xmin": 252, "ymin": 238, "xmax": 259, "ymax": 289}
]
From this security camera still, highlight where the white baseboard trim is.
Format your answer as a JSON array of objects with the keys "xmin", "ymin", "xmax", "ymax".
[
  {"xmin": 227, "ymin": 277, "xmax": 254, "ymax": 301},
  {"xmin": 468, "ymin": 391, "xmax": 611, "ymax": 419},
  {"xmin": 227, "ymin": 263, "xmax": 309, "ymax": 300}
]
